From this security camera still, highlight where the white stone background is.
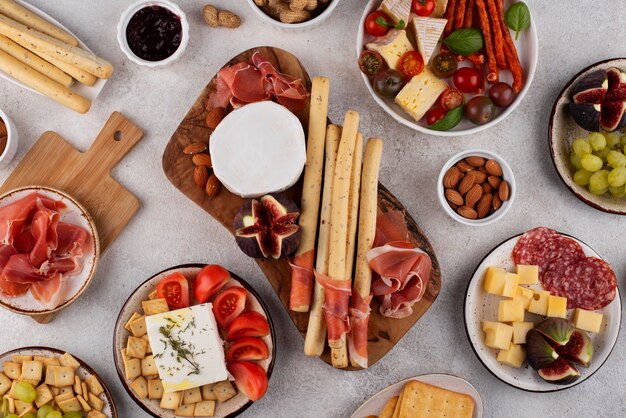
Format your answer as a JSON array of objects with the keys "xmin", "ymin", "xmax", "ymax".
[{"xmin": 0, "ymin": 0, "xmax": 625, "ymax": 417}]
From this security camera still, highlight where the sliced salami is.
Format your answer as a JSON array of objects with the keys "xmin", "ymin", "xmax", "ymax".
[{"xmin": 512, "ymin": 227, "xmax": 584, "ymax": 276}]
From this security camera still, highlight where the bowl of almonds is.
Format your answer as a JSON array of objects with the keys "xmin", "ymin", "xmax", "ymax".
[
  {"xmin": 438, "ymin": 150, "xmax": 516, "ymax": 226},
  {"xmin": 247, "ymin": 0, "xmax": 338, "ymax": 29}
]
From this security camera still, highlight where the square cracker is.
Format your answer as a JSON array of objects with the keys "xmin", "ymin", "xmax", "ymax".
[
  {"xmin": 129, "ymin": 316, "xmax": 147, "ymax": 337},
  {"xmin": 34, "ymin": 384, "xmax": 53, "ymax": 408},
  {"xmin": 84, "ymin": 375, "xmax": 104, "ymax": 397},
  {"xmin": 59, "ymin": 353, "xmax": 81, "ymax": 370},
  {"xmin": 380, "ymin": 395, "xmax": 398, "ymax": 418},
  {"xmin": 20, "ymin": 360, "xmax": 43, "ymax": 382},
  {"xmin": 87, "ymin": 411, "xmax": 107, "ymax": 418},
  {"xmin": 392, "ymin": 385, "xmax": 407, "ymax": 418},
  {"xmin": 124, "ymin": 312, "xmax": 142, "ymax": 332},
  {"xmin": 142, "ymin": 298, "xmax": 169, "ymax": 315},
  {"xmin": 130, "ymin": 376, "xmax": 148, "ymax": 399},
  {"xmin": 397, "ymin": 380, "xmax": 474, "ymax": 418},
  {"xmin": 194, "ymin": 400, "xmax": 216, "ymax": 417},
  {"xmin": 148, "ymin": 379, "xmax": 164, "ymax": 400},
  {"xmin": 0, "ymin": 372, "xmax": 11, "ymax": 396}
]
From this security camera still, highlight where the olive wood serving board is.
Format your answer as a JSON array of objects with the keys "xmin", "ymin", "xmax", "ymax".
[{"xmin": 162, "ymin": 46, "xmax": 441, "ymax": 369}]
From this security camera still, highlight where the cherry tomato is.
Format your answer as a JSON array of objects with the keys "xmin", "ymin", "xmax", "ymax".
[
  {"xmin": 453, "ymin": 66, "xmax": 483, "ymax": 93},
  {"xmin": 194, "ymin": 264, "xmax": 231, "ymax": 303},
  {"xmin": 412, "ymin": 0, "xmax": 435, "ymax": 16},
  {"xmin": 213, "ymin": 287, "xmax": 247, "ymax": 329},
  {"xmin": 398, "ymin": 51, "xmax": 424, "ymax": 78},
  {"xmin": 156, "ymin": 272, "xmax": 189, "ymax": 309},
  {"xmin": 373, "ymin": 69, "xmax": 405, "ymax": 97},
  {"xmin": 425, "ymin": 107, "xmax": 447, "ymax": 125},
  {"xmin": 465, "ymin": 96, "xmax": 496, "ymax": 125},
  {"xmin": 226, "ymin": 337, "xmax": 269, "ymax": 362},
  {"xmin": 365, "ymin": 11, "xmax": 391, "ymax": 37},
  {"xmin": 227, "ymin": 361, "xmax": 268, "ymax": 402},
  {"xmin": 431, "ymin": 53, "xmax": 458, "ymax": 78},
  {"xmin": 358, "ymin": 50, "xmax": 386, "ymax": 77},
  {"xmin": 438, "ymin": 88, "xmax": 464, "ymax": 111},
  {"xmin": 489, "ymin": 82, "xmax": 515, "ymax": 107},
  {"xmin": 227, "ymin": 311, "xmax": 270, "ymax": 340}
]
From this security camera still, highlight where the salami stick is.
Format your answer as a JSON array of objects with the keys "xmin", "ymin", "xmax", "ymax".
[
  {"xmin": 443, "ymin": 0, "xmax": 457, "ymax": 37},
  {"xmin": 475, "ymin": 0, "xmax": 497, "ymax": 83},
  {"xmin": 290, "ymin": 76, "xmax": 330, "ymax": 313},
  {"xmin": 345, "ymin": 132, "xmax": 363, "ymax": 280},
  {"xmin": 486, "ymin": 0, "xmax": 506, "ymax": 69},
  {"xmin": 454, "ymin": 0, "xmax": 467, "ymax": 31},
  {"xmin": 496, "ymin": 0, "xmax": 524, "ymax": 92},
  {"xmin": 464, "ymin": 0, "xmax": 474, "ymax": 28}
]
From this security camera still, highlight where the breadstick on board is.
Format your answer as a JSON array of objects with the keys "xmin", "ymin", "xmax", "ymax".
[
  {"xmin": 344, "ymin": 132, "xmax": 363, "ymax": 279},
  {"xmin": 290, "ymin": 76, "xmax": 330, "ymax": 313},
  {"xmin": 0, "ymin": 0, "xmax": 78, "ymax": 46},
  {"xmin": 304, "ymin": 124, "xmax": 341, "ymax": 357}
]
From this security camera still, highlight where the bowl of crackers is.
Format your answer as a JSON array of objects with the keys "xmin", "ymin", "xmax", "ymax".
[{"xmin": 247, "ymin": 0, "xmax": 338, "ymax": 30}]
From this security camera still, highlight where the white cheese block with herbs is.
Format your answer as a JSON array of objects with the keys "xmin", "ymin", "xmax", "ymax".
[
  {"xmin": 379, "ymin": 0, "xmax": 411, "ymax": 26},
  {"xmin": 365, "ymin": 29, "xmax": 414, "ymax": 70},
  {"xmin": 146, "ymin": 303, "xmax": 228, "ymax": 393},
  {"xmin": 412, "ymin": 16, "xmax": 448, "ymax": 64},
  {"xmin": 395, "ymin": 67, "xmax": 448, "ymax": 121}
]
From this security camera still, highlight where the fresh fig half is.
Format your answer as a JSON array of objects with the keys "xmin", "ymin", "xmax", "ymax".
[
  {"xmin": 556, "ymin": 329, "xmax": 593, "ymax": 368},
  {"xmin": 526, "ymin": 329, "xmax": 559, "ymax": 371},
  {"xmin": 537, "ymin": 357, "xmax": 581, "ymax": 385},
  {"xmin": 535, "ymin": 318, "xmax": 575, "ymax": 346},
  {"xmin": 233, "ymin": 194, "xmax": 300, "ymax": 259},
  {"xmin": 568, "ymin": 103, "xmax": 601, "ymax": 132}
]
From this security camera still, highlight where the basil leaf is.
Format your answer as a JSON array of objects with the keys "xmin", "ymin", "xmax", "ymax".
[
  {"xmin": 505, "ymin": 2, "xmax": 531, "ymax": 40},
  {"xmin": 395, "ymin": 19, "xmax": 406, "ymax": 30},
  {"xmin": 429, "ymin": 106, "xmax": 464, "ymax": 131},
  {"xmin": 443, "ymin": 28, "xmax": 483, "ymax": 56}
]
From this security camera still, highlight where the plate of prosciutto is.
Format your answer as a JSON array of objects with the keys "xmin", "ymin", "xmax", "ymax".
[
  {"xmin": 465, "ymin": 227, "xmax": 621, "ymax": 392},
  {"xmin": 0, "ymin": 186, "xmax": 99, "ymax": 316}
]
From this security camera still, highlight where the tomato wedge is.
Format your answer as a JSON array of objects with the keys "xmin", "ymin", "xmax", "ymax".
[
  {"xmin": 227, "ymin": 361, "xmax": 268, "ymax": 402},
  {"xmin": 226, "ymin": 311, "xmax": 270, "ymax": 340},
  {"xmin": 398, "ymin": 51, "xmax": 424, "ymax": 78},
  {"xmin": 226, "ymin": 337, "xmax": 269, "ymax": 362},
  {"xmin": 156, "ymin": 272, "xmax": 189, "ymax": 309},
  {"xmin": 194, "ymin": 264, "xmax": 231, "ymax": 303},
  {"xmin": 212, "ymin": 287, "xmax": 247, "ymax": 329}
]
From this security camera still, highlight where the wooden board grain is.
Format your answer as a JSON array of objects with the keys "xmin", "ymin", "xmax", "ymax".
[{"xmin": 162, "ymin": 46, "xmax": 441, "ymax": 369}]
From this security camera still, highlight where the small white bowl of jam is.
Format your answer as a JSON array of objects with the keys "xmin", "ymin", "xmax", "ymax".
[
  {"xmin": 0, "ymin": 109, "xmax": 18, "ymax": 170},
  {"xmin": 117, "ymin": 0, "xmax": 189, "ymax": 67}
]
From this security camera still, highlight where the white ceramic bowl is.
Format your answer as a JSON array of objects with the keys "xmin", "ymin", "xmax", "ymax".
[
  {"xmin": 356, "ymin": 0, "xmax": 538, "ymax": 137},
  {"xmin": 0, "ymin": 109, "xmax": 18, "ymax": 169},
  {"xmin": 246, "ymin": 0, "xmax": 339, "ymax": 31},
  {"xmin": 437, "ymin": 149, "xmax": 516, "ymax": 226},
  {"xmin": 117, "ymin": 0, "xmax": 189, "ymax": 68}
]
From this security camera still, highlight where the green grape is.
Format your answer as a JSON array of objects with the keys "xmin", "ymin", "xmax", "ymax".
[
  {"xmin": 594, "ymin": 147, "xmax": 611, "ymax": 161},
  {"xmin": 6, "ymin": 414, "xmax": 19, "ymax": 418},
  {"xmin": 607, "ymin": 150, "xmax": 626, "ymax": 168},
  {"xmin": 22, "ymin": 414, "xmax": 36, "ymax": 418},
  {"xmin": 62, "ymin": 413, "xmax": 82, "ymax": 418},
  {"xmin": 570, "ymin": 152, "xmax": 583, "ymax": 169},
  {"xmin": 608, "ymin": 167, "xmax": 626, "ymax": 187},
  {"xmin": 45, "ymin": 412, "xmax": 63, "ymax": 418},
  {"xmin": 606, "ymin": 132, "xmax": 621, "ymax": 149},
  {"xmin": 621, "ymin": 133, "xmax": 626, "ymax": 147},
  {"xmin": 581, "ymin": 154, "xmax": 603, "ymax": 172},
  {"xmin": 589, "ymin": 132, "xmax": 607, "ymax": 151},
  {"xmin": 573, "ymin": 169, "xmax": 593, "ymax": 186},
  {"xmin": 609, "ymin": 185, "xmax": 626, "ymax": 198},
  {"xmin": 572, "ymin": 137, "xmax": 592, "ymax": 156},
  {"xmin": 589, "ymin": 169, "xmax": 610, "ymax": 190},
  {"xmin": 38, "ymin": 406, "xmax": 55, "ymax": 418},
  {"xmin": 14, "ymin": 381, "xmax": 36, "ymax": 402},
  {"xmin": 589, "ymin": 185, "xmax": 608, "ymax": 195}
]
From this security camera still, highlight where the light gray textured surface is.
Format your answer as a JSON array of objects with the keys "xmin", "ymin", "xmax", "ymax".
[{"xmin": 0, "ymin": 1, "xmax": 625, "ymax": 417}]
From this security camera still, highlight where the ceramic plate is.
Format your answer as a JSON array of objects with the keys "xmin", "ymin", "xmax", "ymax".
[
  {"xmin": 0, "ymin": 346, "xmax": 118, "ymax": 417},
  {"xmin": 549, "ymin": 58, "xmax": 626, "ymax": 214},
  {"xmin": 465, "ymin": 233, "xmax": 621, "ymax": 392},
  {"xmin": 356, "ymin": 0, "xmax": 538, "ymax": 137},
  {"xmin": 0, "ymin": 186, "xmax": 99, "ymax": 315},
  {"xmin": 113, "ymin": 264, "xmax": 275, "ymax": 418},
  {"xmin": 0, "ymin": 0, "xmax": 107, "ymax": 101},
  {"xmin": 351, "ymin": 374, "xmax": 483, "ymax": 418}
]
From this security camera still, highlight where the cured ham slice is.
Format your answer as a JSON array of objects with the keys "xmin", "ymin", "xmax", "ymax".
[
  {"xmin": 0, "ymin": 193, "xmax": 56, "ymax": 245},
  {"xmin": 347, "ymin": 292, "xmax": 372, "ymax": 369},
  {"xmin": 288, "ymin": 250, "xmax": 314, "ymax": 311},
  {"xmin": 372, "ymin": 210, "xmax": 409, "ymax": 248},
  {"xmin": 30, "ymin": 273, "xmax": 65, "ymax": 309},
  {"xmin": 315, "ymin": 271, "xmax": 351, "ymax": 344}
]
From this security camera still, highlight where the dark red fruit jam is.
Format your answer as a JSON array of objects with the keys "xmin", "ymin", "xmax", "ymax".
[{"xmin": 126, "ymin": 5, "xmax": 182, "ymax": 62}]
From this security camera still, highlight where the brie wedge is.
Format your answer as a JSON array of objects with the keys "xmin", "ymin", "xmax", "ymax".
[
  {"xmin": 379, "ymin": 0, "xmax": 411, "ymax": 26},
  {"xmin": 395, "ymin": 68, "xmax": 448, "ymax": 121},
  {"xmin": 412, "ymin": 16, "xmax": 448, "ymax": 64},
  {"xmin": 365, "ymin": 29, "xmax": 414, "ymax": 70}
]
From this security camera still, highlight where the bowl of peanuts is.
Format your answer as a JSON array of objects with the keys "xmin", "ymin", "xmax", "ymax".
[{"xmin": 247, "ymin": 0, "xmax": 338, "ymax": 29}]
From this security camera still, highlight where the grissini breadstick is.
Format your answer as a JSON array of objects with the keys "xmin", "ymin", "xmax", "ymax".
[
  {"xmin": 348, "ymin": 137, "xmax": 383, "ymax": 369},
  {"xmin": 344, "ymin": 132, "xmax": 363, "ymax": 279},
  {"xmin": 0, "ymin": 14, "xmax": 113, "ymax": 78},
  {"xmin": 304, "ymin": 124, "xmax": 341, "ymax": 357},
  {"xmin": 0, "ymin": 34, "xmax": 71, "ymax": 87},
  {"xmin": 0, "ymin": 49, "xmax": 90, "ymax": 113},
  {"xmin": 0, "ymin": 0, "xmax": 78, "ymax": 46},
  {"xmin": 290, "ymin": 76, "xmax": 330, "ymax": 313}
]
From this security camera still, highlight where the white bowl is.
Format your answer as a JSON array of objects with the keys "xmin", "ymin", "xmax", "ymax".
[
  {"xmin": 0, "ymin": 109, "xmax": 18, "ymax": 169},
  {"xmin": 246, "ymin": 0, "xmax": 339, "ymax": 31},
  {"xmin": 356, "ymin": 0, "xmax": 539, "ymax": 137},
  {"xmin": 117, "ymin": 0, "xmax": 189, "ymax": 68},
  {"xmin": 437, "ymin": 149, "xmax": 516, "ymax": 226}
]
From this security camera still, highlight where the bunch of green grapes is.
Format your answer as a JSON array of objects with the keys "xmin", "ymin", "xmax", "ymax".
[
  {"xmin": 570, "ymin": 131, "xmax": 626, "ymax": 197},
  {"xmin": 1, "ymin": 382, "xmax": 83, "ymax": 418}
]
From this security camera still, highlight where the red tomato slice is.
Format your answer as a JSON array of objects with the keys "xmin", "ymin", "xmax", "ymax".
[
  {"xmin": 365, "ymin": 11, "xmax": 391, "ymax": 37},
  {"xmin": 212, "ymin": 287, "xmax": 247, "ymax": 329},
  {"xmin": 227, "ymin": 361, "xmax": 268, "ymax": 402},
  {"xmin": 425, "ymin": 107, "xmax": 447, "ymax": 125},
  {"xmin": 156, "ymin": 272, "xmax": 190, "ymax": 309},
  {"xmin": 194, "ymin": 264, "xmax": 231, "ymax": 303},
  {"xmin": 226, "ymin": 311, "xmax": 270, "ymax": 340},
  {"xmin": 398, "ymin": 51, "xmax": 424, "ymax": 78},
  {"xmin": 226, "ymin": 337, "xmax": 269, "ymax": 362},
  {"xmin": 438, "ymin": 88, "xmax": 464, "ymax": 111}
]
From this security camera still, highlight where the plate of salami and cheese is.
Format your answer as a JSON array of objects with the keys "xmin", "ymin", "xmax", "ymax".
[{"xmin": 465, "ymin": 227, "xmax": 621, "ymax": 392}]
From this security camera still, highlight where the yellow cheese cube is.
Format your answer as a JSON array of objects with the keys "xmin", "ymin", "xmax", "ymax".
[
  {"xmin": 514, "ymin": 287, "xmax": 534, "ymax": 310},
  {"xmin": 497, "ymin": 343, "xmax": 526, "ymax": 368},
  {"xmin": 573, "ymin": 309, "xmax": 603, "ymax": 333},
  {"xmin": 483, "ymin": 267, "xmax": 507, "ymax": 295},
  {"xmin": 482, "ymin": 322, "xmax": 514, "ymax": 350},
  {"xmin": 547, "ymin": 295, "xmax": 568, "ymax": 318},
  {"xmin": 516, "ymin": 264, "xmax": 539, "ymax": 285},
  {"xmin": 366, "ymin": 29, "xmax": 414, "ymax": 70},
  {"xmin": 512, "ymin": 322, "xmax": 534, "ymax": 344},
  {"xmin": 394, "ymin": 67, "xmax": 448, "ymax": 121},
  {"xmin": 502, "ymin": 273, "xmax": 520, "ymax": 298},
  {"xmin": 528, "ymin": 290, "xmax": 550, "ymax": 316},
  {"xmin": 498, "ymin": 299, "xmax": 525, "ymax": 323}
]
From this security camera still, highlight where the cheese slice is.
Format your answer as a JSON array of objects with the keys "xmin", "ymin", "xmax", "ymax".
[
  {"xmin": 379, "ymin": 0, "xmax": 411, "ymax": 26},
  {"xmin": 432, "ymin": 0, "xmax": 449, "ymax": 18},
  {"xmin": 412, "ymin": 16, "xmax": 447, "ymax": 64},
  {"xmin": 365, "ymin": 29, "xmax": 414, "ymax": 70},
  {"xmin": 395, "ymin": 67, "xmax": 448, "ymax": 121}
]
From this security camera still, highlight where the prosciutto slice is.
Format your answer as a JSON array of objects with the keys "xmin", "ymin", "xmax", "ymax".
[
  {"xmin": 347, "ymin": 292, "xmax": 372, "ymax": 369},
  {"xmin": 315, "ymin": 271, "xmax": 351, "ymax": 344},
  {"xmin": 289, "ymin": 250, "xmax": 315, "ymax": 311}
]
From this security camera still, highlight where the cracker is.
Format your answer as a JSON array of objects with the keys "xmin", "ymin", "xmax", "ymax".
[
  {"xmin": 212, "ymin": 380, "xmax": 236, "ymax": 402},
  {"xmin": 73, "ymin": 376, "xmax": 82, "ymax": 396},
  {"xmin": 140, "ymin": 356, "xmax": 158, "ymax": 377},
  {"xmin": 82, "ymin": 382, "xmax": 88, "ymax": 399},
  {"xmin": 174, "ymin": 404, "xmax": 195, "ymax": 417},
  {"xmin": 57, "ymin": 396, "xmax": 82, "ymax": 413},
  {"xmin": 88, "ymin": 392, "xmax": 104, "ymax": 411},
  {"xmin": 397, "ymin": 380, "xmax": 474, "ymax": 418},
  {"xmin": 54, "ymin": 391, "xmax": 74, "ymax": 403},
  {"xmin": 11, "ymin": 355, "xmax": 32, "ymax": 363},
  {"xmin": 123, "ymin": 358, "xmax": 141, "ymax": 381},
  {"xmin": 392, "ymin": 385, "xmax": 407, "ymax": 418},
  {"xmin": 124, "ymin": 312, "xmax": 142, "ymax": 331},
  {"xmin": 14, "ymin": 399, "xmax": 34, "ymax": 415},
  {"xmin": 45, "ymin": 366, "xmax": 75, "ymax": 387},
  {"xmin": 182, "ymin": 386, "xmax": 202, "ymax": 405},
  {"xmin": 77, "ymin": 394, "xmax": 92, "ymax": 411},
  {"xmin": 3, "ymin": 361, "xmax": 21, "ymax": 380},
  {"xmin": 201, "ymin": 384, "xmax": 217, "ymax": 401},
  {"xmin": 126, "ymin": 336, "xmax": 147, "ymax": 359},
  {"xmin": 148, "ymin": 379, "xmax": 164, "ymax": 400},
  {"xmin": 87, "ymin": 410, "xmax": 107, "ymax": 418},
  {"xmin": 147, "ymin": 289, "xmax": 158, "ymax": 300},
  {"xmin": 4, "ymin": 394, "xmax": 15, "ymax": 414},
  {"xmin": 20, "ymin": 360, "xmax": 43, "ymax": 382},
  {"xmin": 380, "ymin": 395, "xmax": 398, "ymax": 418},
  {"xmin": 160, "ymin": 391, "xmax": 182, "ymax": 410},
  {"xmin": 0, "ymin": 372, "xmax": 11, "ymax": 396},
  {"xmin": 194, "ymin": 400, "xmax": 216, "ymax": 417},
  {"xmin": 142, "ymin": 298, "xmax": 169, "ymax": 315},
  {"xmin": 141, "ymin": 334, "xmax": 152, "ymax": 354},
  {"xmin": 129, "ymin": 315, "xmax": 147, "ymax": 337},
  {"xmin": 59, "ymin": 353, "xmax": 81, "ymax": 370},
  {"xmin": 130, "ymin": 376, "xmax": 148, "ymax": 399},
  {"xmin": 84, "ymin": 375, "xmax": 104, "ymax": 397},
  {"xmin": 35, "ymin": 384, "xmax": 53, "ymax": 408}
]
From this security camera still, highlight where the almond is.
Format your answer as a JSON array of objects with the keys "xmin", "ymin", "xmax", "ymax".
[
  {"xmin": 472, "ymin": 170, "xmax": 487, "ymax": 184},
  {"xmin": 445, "ymin": 189, "xmax": 464, "ymax": 206},
  {"xmin": 205, "ymin": 173, "xmax": 221, "ymax": 197},
  {"xmin": 456, "ymin": 160, "xmax": 475, "ymax": 173},
  {"xmin": 499, "ymin": 180, "xmax": 510, "ymax": 201},
  {"xmin": 206, "ymin": 107, "xmax": 225, "ymax": 129},
  {"xmin": 465, "ymin": 156, "xmax": 485, "ymax": 167},
  {"xmin": 479, "ymin": 165, "xmax": 488, "ymax": 173},
  {"xmin": 457, "ymin": 206, "xmax": 478, "ymax": 219},
  {"xmin": 443, "ymin": 166, "xmax": 462, "ymax": 189},
  {"xmin": 476, "ymin": 193, "xmax": 493, "ymax": 218},
  {"xmin": 192, "ymin": 153, "xmax": 213, "ymax": 167},
  {"xmin": 458, "ymin": 174, "xmax": 475, "ymax": 195},
  {"xmin": 487, "ymin": 175, "xmax": 502, "ymax": 189},
  {"xmin": 194, "ymin": 165, "xmax": 209, "ymax": 188},
  {"xmin": 465, "ymin": 184, "xmax": 483, "ymax": 207},
  {"xmin": 183, "ymin": 142, "xmax": 208, "ymax": 155},
  {"xmin": 485, "ymin": 159, "xmax": 503, "ymax": 176},
  {"xmin": 492, "ymin": 194, "xmax": 502, "ymax": 211},
  {"xmin": 482, "ymin": 183, "xmax": 494, "ymax": 194}
]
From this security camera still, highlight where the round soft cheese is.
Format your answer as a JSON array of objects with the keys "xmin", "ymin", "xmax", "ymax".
[{"xmin": 210, "ymin": 101, "xmax": 306, "ymax": 198}]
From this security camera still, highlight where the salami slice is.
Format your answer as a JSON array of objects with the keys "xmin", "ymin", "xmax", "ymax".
[{"xmin": 512, "ymin": 227, "xmax": 584, "ymax": 276}]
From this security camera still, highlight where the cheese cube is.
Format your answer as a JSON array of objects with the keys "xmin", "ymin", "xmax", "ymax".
[
  {"xmin": 498, "ymin": 299, "xmax": 525, "ymax": 323},
  {"xmin": 482, "ymin": 321, "xmax": 514, "ymax": 350},
  {"xmin": 395, "ymin": 68, "xmax": 448, "ymax": 121},
  {"xmin": 573, "ymin": 308, "xmax": 603, "ymax": 333},
  {"xmin": 365, "ymin": 29, "xmax": 414, "ymax": 70},
  {"xmin": 502, "ymin": 273, "xmax": 520, "ymax": 298},
  {"xmin": 512, "ymin": 322, "xmax": 534, "ymax": 344},
  {"xmin": 412, "ymin": 17, "xmax": 447, "ymax": 64},
  {"xmin": 497, "ymin": 343, "xmax": 526, "ymax": 368},
  {"xmin": 514, "ymin": 286, "xmax": 534, "ymax": 310},
  {"xmin": 516, "ymin": 264, "xmax": 539, "ymax": 285},
  {"xmin": 432, "ymin": 0, "xmax": 449, "ymax": 18},
  {"xmin": 379, "ymin": 0, "xmax": 411, "ymax": 26},
  {"xmin": 528, "ymin": 290, "xmax": 550, "ymax": 316},
  {"xmin": 483, "ymin": 267, "xmax": 507, "ymax": 295},
  {"xmin": 547, "ymin": 295, "xmax": 568, "ymax": 318}
]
